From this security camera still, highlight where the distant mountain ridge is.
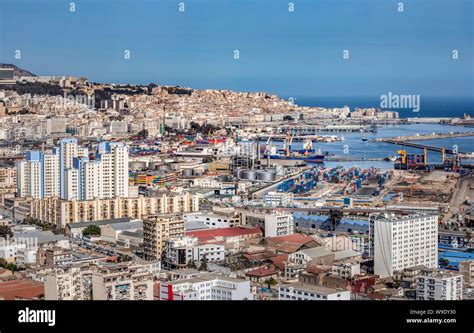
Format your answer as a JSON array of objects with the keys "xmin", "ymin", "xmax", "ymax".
[{"xmin": 0, "ymin": 64, "xmax": 36, "ymax": 77}]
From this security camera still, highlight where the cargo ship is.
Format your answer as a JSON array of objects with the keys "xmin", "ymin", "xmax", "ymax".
[
  {"xmin": 262, "ymin": 138, "xmax": 325, "ymax": 164},
  {"xmin": 196, "ymin": 137, "xmax": 226, "ymax": 145},
  {"xmin": 195, "ymin": 134, "xmax": 227, "ymax": 145},
  {"xmin": 175, "ymin": 146, "xmax": 215, "ymax": 158}
]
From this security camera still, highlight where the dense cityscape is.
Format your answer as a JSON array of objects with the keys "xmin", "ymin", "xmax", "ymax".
[{"xmin": 0, "ymin": 64, "xmax": 472, "ymax": 304}]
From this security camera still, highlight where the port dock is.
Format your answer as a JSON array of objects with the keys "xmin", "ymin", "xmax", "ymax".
[
  {"xmin": 381, "ymin": 140, "xmax": 467, "ymax": 154},
  {"xmin": 372, "ymin": 131, "xmax": 474, "ymax": 142}
]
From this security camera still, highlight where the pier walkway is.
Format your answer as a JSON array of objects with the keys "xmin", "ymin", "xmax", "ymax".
[
  {"xmin": 380, "ymin": 140, "xmax": 467, "ymax": 154},
  {"xmin": 372, "ymin": 131, "xmax": 474, "ymax": 142}
]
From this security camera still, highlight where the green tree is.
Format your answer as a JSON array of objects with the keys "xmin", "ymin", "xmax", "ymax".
[
  {"xmin": 199, "ymin": 255, "xmax": 208, "ymax": 271},
  {"xmin": 0, "ymin": 258, "xmax": 19, "ymax": 271},
  {"xmin": 264, "ymin": 277, "xmax": 278, "ymax": 289},
  {"xmin": 439, "ymin": 258, "xmax": 449, "ymax": 267},
  {"xmin": 82, "ymin": 225, "xmax": 101, "ymax": 236},
  {"xmin": 0, "ymin": 225, "xmax": 12, "ymax": 238},
  {"xmin": 187, "ymin": 259, "xmax": 197, "ymax": 269}
]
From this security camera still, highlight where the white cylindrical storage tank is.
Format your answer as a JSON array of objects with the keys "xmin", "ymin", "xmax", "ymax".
[
  {"xmin": 182, "ymin": 169, "xmax": 193, "ymax": 177},
  {"xmin": 275, "ymin": 165, "xmax": 284, "ymax": 176},
  {"xmin": 257, "ymin": 170, "xmax": 275, "ymax": 182},
  {"xmin": 157, "ymin": 164, "xmax": 169, "ymax": 172},
  {"xmin": 244, "ymin": 170, "xmax": 257, "ymax": 181},
  {"xmin": 129, "ymin": 161, "xmax": 146, "ymax": 171},
  {"xmin": 169, "ymin": 162, "xmax": 180, "ymax": 170}
]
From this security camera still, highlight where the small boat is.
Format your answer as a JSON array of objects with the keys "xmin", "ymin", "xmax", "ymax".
[{"xmin": 384, "ymin": 156, "xmax": 398, "ymax": 162}]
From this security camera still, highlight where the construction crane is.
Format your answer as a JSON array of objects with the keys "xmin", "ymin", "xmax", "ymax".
[
  {"xmin": 286, "ymin": 130, "xmax": 296, "ymax": 157},
  {"xmin": 397, "ymin": 149, "xmax": 407, "ymax": 164}
]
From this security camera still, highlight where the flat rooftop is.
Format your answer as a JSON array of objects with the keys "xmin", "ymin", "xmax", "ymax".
[{"xmin": 279, "ymin": 282, "xmax": 348, "ymax": 295}]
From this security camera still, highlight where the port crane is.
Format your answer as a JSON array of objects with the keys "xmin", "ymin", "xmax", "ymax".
[
  {"xmin": 286, "ymin": 130, "xmax": 296, "ymax": 157},
  {"xmin": 303, "ymin": 139, "xmax": 313, "ymax": 156},
  {"xmin": 264, "ymin": 130, "xmax": 275, "ymax": 164}
]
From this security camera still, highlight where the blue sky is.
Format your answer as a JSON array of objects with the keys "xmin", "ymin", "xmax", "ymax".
[{"xmin": 0, "ymin": 0, "xmax": 473, "ymax": 98}]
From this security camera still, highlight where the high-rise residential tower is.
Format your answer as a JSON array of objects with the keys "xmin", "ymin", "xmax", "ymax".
[{"xmin": 17, "ymin": 139, "xmax": 129, "ymax": 201}]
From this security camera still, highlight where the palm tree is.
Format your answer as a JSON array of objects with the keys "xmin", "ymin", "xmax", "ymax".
[
  {"xmin": 324, "ymin": 209, "xmax": 343, "ymax": 231},
  {"xmin": 199, "ymin": 255, "xmax": 208, "ymax": 271},
  {"xmin": 465, "ymin": 229, "xmax": 472, "ymax": 248}
]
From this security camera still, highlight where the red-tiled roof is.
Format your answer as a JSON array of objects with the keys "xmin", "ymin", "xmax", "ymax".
[
  {"xmin": 0, "ymin": 279, "xmax": 44, "ymax": 300},
  {"xmin": 306, "ymin": 264, "xmax": 332, "ymax": 275},
  {"xmin": 269, "ymin": 254, "xmax": 288, "ymax": 271},
  {"xmin": 186, "ymin": 227, "xmax": 262, "ymax": 240},
  {"xmin": 266, "ymin": 234, "xmax": 314, "ymax": 245},
  {"xmin": 245, "ymin": 267, "xmax": 277, "ymax": 278},
  {"xmin": 244, "ymin": 250, "xmax": 276, "ymax": 261}
]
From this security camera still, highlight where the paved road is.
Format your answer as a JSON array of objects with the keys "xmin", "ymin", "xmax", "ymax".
[{"xmin": 450, "ymin": 176, "xmax": 472, "ymax": 214}]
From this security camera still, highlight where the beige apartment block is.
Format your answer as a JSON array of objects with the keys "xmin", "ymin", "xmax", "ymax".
[
  {"xmin": 143, "ymin": 214, "xmax": 185, "ymax": 261},
  {"xmin": 29, "ymin": 193, "xmax": 199, "ymax": 228}
]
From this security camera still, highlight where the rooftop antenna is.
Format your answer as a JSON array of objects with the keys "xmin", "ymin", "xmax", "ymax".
[{"xmin": 252, "ymin": 139, "xmax": 255, "ymax": 171}]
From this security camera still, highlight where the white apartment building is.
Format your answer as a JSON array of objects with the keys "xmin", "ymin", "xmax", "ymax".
[
  {"xmin": 331, "ymin": 261, "xmax": 361, "ymax": 279},
  {"xmin": 16, "ymin": 247, "xmax": 38, "ymax": 266},
  {"xmin": 243, "ymin": 211, "xmax": 294, "ymax": 237},
  {"xmin": 77, "ymin": 158, "xmax": 102, "ymax": 200},
  {"xmin": 264, "ymin": 191, "xmax": 294, "ymax": 207},
  {"xmin": 416, "ymin": 269, "xmax": 463, "ymax": 300},
  {"xmin": 64, "ymin": 168, "xmax": 78, "ymax": 200},
  {"xmin": 192, "ymin": 177, "xmax": 221, "ymax": 188},
  {"xmin": 163, "ymin": 236, "xmax": 225, "ymax": 269},
  {"xmin": 0, "ymin": 242, "xmax": 26, "ymax": 263},
  {"xmin": 42, "ymin": 149, "xmax": 60, "ymax": 198},
  {"xmin": 265, "ymin": 214, "xmax": 294, "ymax": 237},
  {"xmin": 77, "ymin": 146, "xmax": 89, "ymax": 158},
  {"xmin": 46, "ymin": 118, "xmax": 66, "ymax": 134},
  {"xmin": 278, "ymin": 283, "xmax": 351, "ymax": 300},
  {"xmin": 159, "ymin": 274, "xmax": 252, "ymax": 300},
  {"xmin": 349, "ymin": 235, "xmax": 368, "ymax": 254},
  {"xmin": 183, "ymin": 211, "xmax": 240, "ymax": 229},
  {"xmin": 98, "ymin": 146, "xmax": 113, "ymax": 199},
  {"xmin": 109, "ymin": 121, "xmax": 128, "ymax": 134},
  {"xmin": 59, "ymin": 138, "xmax": 78, "ymax": 199},
  {"xmin": 97, "ymin": 141, "xmax": 129, "ymax": 199},
  {"xmin": 16, "ymin": 151, "xmax": 42, "ymax": 199},
  {"xmin": 17, "ymin": 139, "xmax": 129, "ymax": 201},
  {"xmin": 372, "ymin": 213, "xmax": 438, "ymax": 278},
  {"xmin": 0, "ymin": 231, "xmax": 68, "ymax": 265},
  {"xmin": 288, "ymin": 247, "xmax": 334, "ymax": 266}
]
